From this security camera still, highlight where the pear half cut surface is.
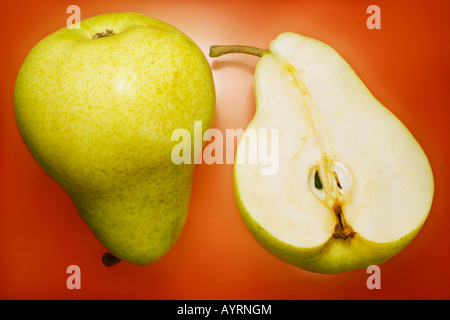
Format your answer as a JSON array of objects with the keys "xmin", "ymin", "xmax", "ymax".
[
  {"xmin": 14, "ymin": 12, "xmax": 215, "ymax": 266},
  {"xmin": 215, "ymin": 32, "xmax": 434, "ymax": 274}
]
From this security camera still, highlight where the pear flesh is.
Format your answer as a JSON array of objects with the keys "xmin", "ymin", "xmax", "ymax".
[
  {"xmin": 14, "ymin": 13, "xmax": 215, "ymax": 266},
  {"xmin": 234, "ymin": 33, "xmax": 434, "ymax": 274}
]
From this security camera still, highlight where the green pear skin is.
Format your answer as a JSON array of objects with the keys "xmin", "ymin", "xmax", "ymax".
[{"xmin": 14, "ymin": 12, "xmax": 215, "ymax": 266}]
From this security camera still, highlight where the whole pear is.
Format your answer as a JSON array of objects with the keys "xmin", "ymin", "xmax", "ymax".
[
  {"xmin": 14, "ymin": 12, "xmax": 215, "ymax": 266},
  {"xmin": 210, "ymin": 32, "xmax": 434, "ymax": 274}
]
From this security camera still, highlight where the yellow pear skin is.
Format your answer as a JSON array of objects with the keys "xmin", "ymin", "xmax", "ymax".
[{"xmin": 14, "ymin": 12, "xmax": 215, "ymax": 266}]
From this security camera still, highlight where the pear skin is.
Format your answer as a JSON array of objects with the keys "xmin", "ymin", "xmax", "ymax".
[{"xmin": 14, "ymin": 12, "xmax": 215, "ymax": 266}]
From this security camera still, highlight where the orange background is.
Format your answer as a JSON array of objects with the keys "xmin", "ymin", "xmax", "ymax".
[{"xmin": 1, "ymin": 0, "xmax": 449, "ymax": 300}]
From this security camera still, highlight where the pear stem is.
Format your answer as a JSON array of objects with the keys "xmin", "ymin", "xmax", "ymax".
[
  {"xmin": 209, "ymin": 45, "xmax": 269, "ymax": 58},
  {"xmin": 102, "ymin": 252, "xmax": 122, "ymax": 267},
  {"xmin": 92, "ymin": 29, "xmax": 115, "ymax": 39}
]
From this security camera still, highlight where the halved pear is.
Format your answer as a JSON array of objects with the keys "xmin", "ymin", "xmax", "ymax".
[{"xmin": 211, "ymin": 32, "xmax": 434, "ymax": 274}]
